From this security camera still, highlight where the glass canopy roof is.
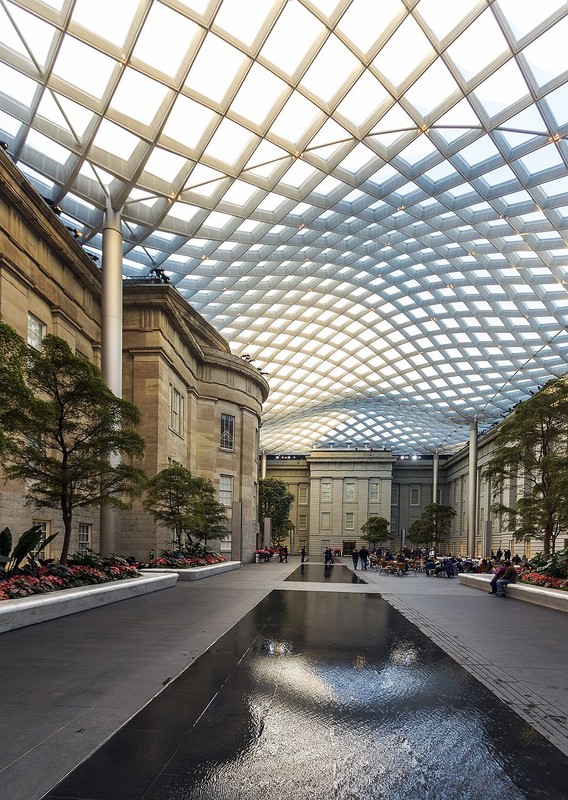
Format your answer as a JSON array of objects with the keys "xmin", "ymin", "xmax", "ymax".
[{"xmin": 2, "ymin": 0, "xmax": 568, "ymax": 455}]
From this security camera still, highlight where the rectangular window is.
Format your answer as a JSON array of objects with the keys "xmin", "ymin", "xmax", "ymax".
[
  {"xmin": 32, "ymin": 520, "xmax": 50, "ymax": 561},
  {"xmin": 345, "ymin": 482, "xmax": 355, "ymax": 502},
  {"xmin": 298, "ymin": 486, "xmax": 308, "ymax": 505},
  {"xmin": 321, "ymin": 482, "xmax": 331, "ymax": 502},
  {"xmin": 167, "ymin": 457, "xmax": 182, "ymax": 467},
  {"xmin": 410, "ymin": 487, "xmax": 420, "ymax": 506},
  {"xmin": 391, "ymin": 485, "xmax": 399, "ymax": 505},
  {"xmin": 321, "ymin": 512, "xmax": 330, "ymax": 530},
  {"xmin": 298, "ymin": 514, "xmax": 307, "ymax": 531},
  {"xmin": 27, "ymin": 313, "xmax": 46, "ymax": 350},
  {"xmin": 219, "ymin": 474, "xmax": 233, "ymax": 507},
  {"xmin": 170, "ymin": 385, "xmax": 184, "ymax": 435},
  {"xmin": 369, "ymin": 482, "xmax": 380, "ymax": 502},
  {"xmin": 220, "ymin": 413, "xmax": 235, "ymax": 450},
  {"xmin": 78, "ymin": 523, "xmax": 91, "ymax": 554},
  {"xmin": 345, "ymin": 512, "xmax": 354, "ymax": 530}
]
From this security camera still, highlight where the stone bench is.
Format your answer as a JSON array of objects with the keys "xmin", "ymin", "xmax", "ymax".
[
  {"xmin": 0, "ymin": 572, "xmax": 178, "ymax": 634},
  {"xmin": 458, "ymin": 573, "xmax": 568, "ymax": 613},
  {"xmin": 140, "ymin": 560, "xmax": 241, "ymax": 581}
]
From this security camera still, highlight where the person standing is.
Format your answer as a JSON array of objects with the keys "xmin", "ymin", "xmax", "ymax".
[
  {"xmin": 301, "ymin": 546, "xmax": 306, "ymax": 563},
  {"xmin": 496, "ymin": 547, "xmax": 503, "ymax": 561},
  {"xmin": 324, "ymin": 547, "xmax": 334, "ymax": 564},
  {"xmin": 504, "ymin": 548, "xmax": 511, "ymax": 561},
  {"xmin": 351, "ymin": 548, "xmax": 359, "ymax": 570},
  {"xmin": 283, "ymin": 546, "xmax": 288, "ymax": 562},
  {"xmin": 278, "ymin": 546, "xmax": 284, "ymax": 562},
  {"xmin": 359, "ymin": 545, "xmax": 369, "ymax": 571}
]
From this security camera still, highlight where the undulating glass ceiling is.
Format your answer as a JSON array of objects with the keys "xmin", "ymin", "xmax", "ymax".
[{"xmin": 2, "ymin": 0, "xmax": 568, "ymax": 455}]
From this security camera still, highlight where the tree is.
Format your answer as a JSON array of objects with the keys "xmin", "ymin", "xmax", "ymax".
[
  {"xmin": 0, "ymin": 330, "xmax": 146, "ymax": 564},
  {"xmin": 258, "ymin": 478, "xmax": 294, "ymax": 546},
  {"xmin": 185, "ymin": 475, "xmax": 228, "ymax": 546},
  {"xmin": 406, "ymin": 503, "xmax": 456, "ymax": 550},
  {"xmin": 360, "ymin": 516, "xmax": 390, "ymax": 548},
  {"xmin": 143, "ymin": 466, "xmax": 197, "ymax": 550},
  {"xmin": 484, "ymin": 377, "xmax": 568, "ymax": 555},
  {"xmin": 0, "ymin": 321, "xmax": 34, "ymax": 454}
]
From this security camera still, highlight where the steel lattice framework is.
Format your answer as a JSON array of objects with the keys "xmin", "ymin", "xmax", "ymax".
[{"xmin": 2, "ymin": 0, "xmax": 568, "ymax": 454}]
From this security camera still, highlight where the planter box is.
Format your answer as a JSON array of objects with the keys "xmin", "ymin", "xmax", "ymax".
[
  {"xmin": 140, "ymin": 560, "xmax": 241, "ymax": 581},
  {"xmin": 459, "ymin": 573, "xmax": 568, "ymax": 613},
  {"xmin": 0, "ymin": 573, "xmax": 178, "ymax": 634}
]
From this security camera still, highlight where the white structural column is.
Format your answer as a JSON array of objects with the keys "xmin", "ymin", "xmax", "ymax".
[
  {"xmin": 100, "ymin": 205, "xmax": 123, "ymax": 556},
  {"xmin": 467, "ymin": 419, "xmax": 478, "ymax": 557},
  {"xmin": 432, "ymin": 449, "xmax": 439, "ymax": 505},
  {"xmin": 261, "ymin": 451, "xmax": 267, "ymax": 479}
]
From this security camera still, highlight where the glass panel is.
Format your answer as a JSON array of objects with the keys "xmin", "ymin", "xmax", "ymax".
[
  {"xmin": 260, "ymin": 2, "xmax": 325, "ymax": 77},
  {"xmin": 185, "ymin": 33, "xmax": 249, "ymax": 104},
  {"xmin": 72, "ymin": 0, "xmax": 140, "ymax": 48},
  {"xmin": 110, "ymin": 69, "xmax": 169, "ymax": 126},
  {"xmin": 301, "ymin": 35, "xmax": 361, "ymax": 104},
  {"xmin": 446, "ymin": 9, "xmax": 510, "ymax": 81},
  {"xmin": 230, "ymin": 63, "xmax": 288, "ymax": 127},
  {"xmin": 133, "ymin": 4, "xmax": 200, "ymax": 76},
  {"xmin": 522, "ymin": 17, "xmax": 568, "ymax": 89},
  {"xmin": 3, "ymin": 5, "xmax": 55, "ymax": 67},
  {"xmin": 52, "ymin": 36, "xmax": 117, "ymax": 97},
  {"xmin": 373, "ymin": 16, "xmax": 434, "ymax": 87}
]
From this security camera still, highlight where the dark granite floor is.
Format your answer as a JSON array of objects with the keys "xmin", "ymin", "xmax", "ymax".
[
  {"xmin": 3, "ymin": 559, "xmax": 568, "ymax": 800},
  {"xmin": 43, "ymin": 590, "xmax": 568, "ymax": 800}
]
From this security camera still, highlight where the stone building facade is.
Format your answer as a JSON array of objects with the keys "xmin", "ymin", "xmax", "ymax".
[{"xmin": 0, "ymin": 150, "xmax": 268, "ymax": 562}]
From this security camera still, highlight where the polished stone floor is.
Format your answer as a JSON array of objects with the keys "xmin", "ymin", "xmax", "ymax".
[
  {"xmin": 45, "ymin": 590, "xmax": 568, "ymax": 800},
  {"xmin": 2, "ymin": 558, "xmax": 568, "ymax": 800}
]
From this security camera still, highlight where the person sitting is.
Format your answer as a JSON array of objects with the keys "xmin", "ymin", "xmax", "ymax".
[
  {"xmin": 478, "ymin": 558, "xmax": 491, "ymax": 573},
  {"xmin": 489, "ymin": 562, "xmax": 508, "ymax": 594},
  {"xmin": 425, "ymin": 557, "xmax": 436, "ymax": 576},
  {"xmin": 496, "ymin": 561, "xmax": 518, "ymax": 597}
]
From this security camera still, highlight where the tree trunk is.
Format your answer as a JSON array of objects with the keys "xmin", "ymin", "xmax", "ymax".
[{"xmin": 60, "ymin": 514, "xmax": 72, "ymax": 564}]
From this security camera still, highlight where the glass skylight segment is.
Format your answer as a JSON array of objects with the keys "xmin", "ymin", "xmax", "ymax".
[
  {"xmin": 372, "ymin": 16, "xmax": 434, "ymax": 87},
  {"xmin": 230, "ymin": 63, "xmax": 288, "ymax": 127},
  {"xmin": 497, "ymin": 0, "xmax": 566, "ymax": 43},
  {"xmin": 300, "ymin": 35, "xmax": 361, "ymax": 105},
  {"xmin": 0, "ymin": 62, "xmax": 38, "ymax": 105},
  {"xmin": 337, "ymin": 0, "xmax": 405, "ymax": 54},
  {"xmin": 518, "ymin": 144, "xmax": 564, "ymax": 174},
  {"xmin": 212, "ymin": 0, "xmax": 276, "ymax": 48},
  {"xmin": 3, "ymin": 4, "xmax": 55, "ymax": 67},
  {"xmin": 446, "ymin": 9, "xmax": 510, "ymax": 82},
  {"xmin": 143, "ymin": 148, "xmax": 187, "ymax": 182},
  {"xmin": 473, "ymin": 60, "xmax": 530, "ymax": 119},
  {"xmin": 0, "ymin": 109, "xmax": 21, "ymax": 137},
  {"xmin": 185, "ymin": 34, "xmax": 249, "ymax": 105},
  {"xmin": 521, "ymin": 16, "xmax": 568, "ymax": 89},
  {"xmin": 110, "ymin": 69, "xmax": 169, "ymax": 127},
  {"xmin": 221, "ymin": 180, "xmax": 259, "ymax": 207},
  {"xmin": 336, "ymin": 71, "xmax": 390, "ymax": 128},
  {"xmin": 25, "ymin": 128, "xmax": 71, "ymax": 165},
  {"xmin": 72, "ymin": 0, "xmax": 139, "ymax": 48},
  {"xmin": 162, "ymin": 96, "xmax": 218, "ymax": 150},
  {"xmin": 405, "ymin": 60, "xmax": 461, "ymax": 118},
  {"xmin": 132, "ymin": 4, "xmax": 200, "ymax": 77},
  {"xmin": 90, "ymin": 119, "xmax": 141, "ymax": 161},
  {"xmin": 280, "ymin": 159, "xmax": 320, "ymax": 190},
  {"xmin": 260, "ymin": 2, "xmax": 325, "ymax": 78},
  {"xmin": 52, "ymin": 36, "xmax": 117, "ymax": 98},
  {"xmin": 203, "ymin": 118, "xmax": 256, "ymax": 167},
  {"xmin": 269, "ymin": 91, "xmax": 323, "ymax": 146}
]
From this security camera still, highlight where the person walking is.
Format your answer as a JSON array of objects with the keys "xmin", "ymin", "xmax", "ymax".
[
  {"xmin": 301, "ymin": 546, "xmax": 306, "ymax": 563},
  {"xmin": 496, "ymin": 561, "xmax": 518, "ymax": 597},
  {"xmin": 283, "ymin": 546, "xmax": 288, "ymax": 562},
  {"xmin": 359, "ymin": 545, "xmax": 369, "ymax": 571},
  {"xmin": 351, "ymin": 548, "xmax": 359, "ymax": 570}
]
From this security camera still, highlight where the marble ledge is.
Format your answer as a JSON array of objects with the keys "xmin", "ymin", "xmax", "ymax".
[
  {"xmin": 0, "ymin": 572, "xmax": 178, "ymax": 634},
  {"xmin": 459, "ymin": 573, "xmax": 568, "ymax": 613},
  {"xmin": 140, "ymin": 560, "xmax": 241, "ymax": 581}
]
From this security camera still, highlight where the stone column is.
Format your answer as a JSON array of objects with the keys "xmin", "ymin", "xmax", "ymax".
[
  {"xmin": 467, "ymin": 419, "xmax": 478, "ymax": 557},
  {"xmin": 100, "ymin": 205, "xmax": 122, "ymax": 556},
  {"xmin": 432, "ymin": 449, "xmax": 439, "ymax": 505},
  {"xmin": 261, "ymin": 450, "xmax": 267, "ymax": 479}
]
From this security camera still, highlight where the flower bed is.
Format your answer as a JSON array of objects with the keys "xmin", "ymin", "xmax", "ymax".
[
  {"xmin": 140, "ymin": 554, "xmax": 226, "ymax": 569},
  {"xmin": 0, "ymin": 563, "xmax": 140, "ymax": 601},
  {"xmin": 518, "ymin": 571, "xmax": 568, "ymax": 591}
]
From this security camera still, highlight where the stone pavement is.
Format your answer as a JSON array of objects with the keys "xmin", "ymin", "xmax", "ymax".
[{"xmin": 1, "ymin": 557, "xmax": 567, "ymax": 800}]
